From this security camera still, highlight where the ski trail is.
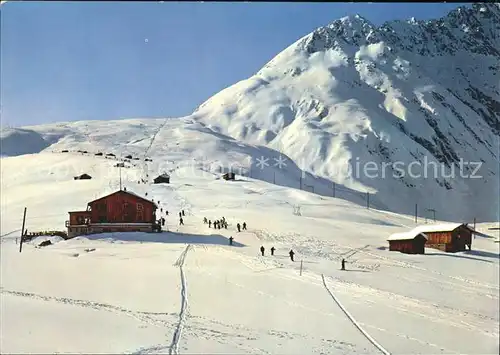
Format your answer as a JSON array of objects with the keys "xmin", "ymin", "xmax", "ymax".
[
  {"xmin": 170, "ymin": 245, "xmax": 191, "ymax": 355},
  {"xmin": 0, "ymin": 288, "xmax": 175, "ymax": 328},
  {"xmin": 0, "ymin": 229, "xmax": 21, "ymax": 244},
  {"xmin": 321, "ymin": 274, "xmax": 391, "ymax": 355}
]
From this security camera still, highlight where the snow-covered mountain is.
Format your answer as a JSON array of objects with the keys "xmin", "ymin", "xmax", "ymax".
[{"xmin": 1, "ymin": 3, "xmax": 499, "ymax": 222}]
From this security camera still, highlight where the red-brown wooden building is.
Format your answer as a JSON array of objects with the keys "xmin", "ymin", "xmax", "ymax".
[
  {"xmin": 387, "ymin": 231, "xmax": 428, "ymax": 254},
  {"xmin": 66, "ymin": 189, "xmax": 159, "ymax": 238},
  {"xmin": 412, "ymin": 223, "xmax": 473, "ymax": 252}
]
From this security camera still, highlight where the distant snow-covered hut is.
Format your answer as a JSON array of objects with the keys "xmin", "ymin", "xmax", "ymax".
[
  {"xmin": 387, "ymin": 231, "xmax": 428, "ymax": 254},
  {"xmin": 153, "ymin": 173, "xmax": 170, "ymax": 184},
  {"xmin": 222, "ymin": 172, "xmax": 235, "ymax": 181},
  {"xmin": 74, "ymin": 173, "xmax": 92, "ymax": 180}
]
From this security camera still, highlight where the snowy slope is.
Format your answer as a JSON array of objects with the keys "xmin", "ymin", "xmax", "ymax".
[
  {"xmin": 1, "ymin": 5, "xmax": 498, "ymax": 222},
  {"xmin": 1, "ymin": 152, "xmax": 499, "ymax": 354}
]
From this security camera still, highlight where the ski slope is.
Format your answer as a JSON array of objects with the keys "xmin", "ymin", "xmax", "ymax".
[{"xmin": 1, "ymin": 152, "xmax": 499, "ymax": 354}]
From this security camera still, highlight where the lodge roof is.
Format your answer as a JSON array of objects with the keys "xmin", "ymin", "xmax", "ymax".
[{"xmin": 88, "ymin": 189, "xmax": 158, "ymax": 208}]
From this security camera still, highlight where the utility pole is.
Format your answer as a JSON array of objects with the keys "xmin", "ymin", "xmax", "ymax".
[
  {"xmin": 273, "ymin": 171, "xmax": 276, "ymax": 184},
  {"xmin": 415, "ymin": 204, "xmax": 418, "ymax": 224},
  {"xmin": 366, "ymin": 192, "xmax": 370, "ymax": 209},
  {"xmin": 473, "ymin": 217, "xmax": 476, "ymax": 238},
  {"xmin": 333, "ymin": 182, "xmax": 336, "ymax": 197},
  {"xmin": 427, "ymin": 208, "xmax": 436, "ymax": 222},
  {"xmin": 300, "ymin": 175, "xmax": 302, "ymax": 190},
  {"xmin": 119, "ymin": 165, "xmax": 122, "ymax": 191},
  {"xmin": 19, "ymin": 207, "xmax": 27, "ymax": 253},
  {"xmin": 300, "ymin": 260, "xmax": 303, "ymax": 276}
]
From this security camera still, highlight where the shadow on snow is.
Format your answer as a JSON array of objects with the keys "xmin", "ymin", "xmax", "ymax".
[
  {"xmin": 84, "ymin": 231, "xmax": 246, "ymax": 247},
  {"xmin": 425, "ymin": 251, "xmax": 496, "ymax": 263}
]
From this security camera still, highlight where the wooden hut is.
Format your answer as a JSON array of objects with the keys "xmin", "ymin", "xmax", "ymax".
[
  {"xmin": 387, "ymin": 231, "xmax": 428, "ymax": 254},
  {"xmin": 222, "ymin": 172, "xmax": 235, "ymax": 181},
  {"xmin": 125, "ymin": 154, "xmax": 133, "ymax": 159},
  {"xmin": 74, "ymin": 173, "xmax": 92, "ymax": 180},
  {"xmin": 66, "ymin": 189, "xmax": 159, "ymax": 238},
  {"xmin": 153, "ymin": 173, "xmax": 170, "ymax": 184},
  {"xmin": 412, "ymin": 223, "xmax": 473, "ymax": 252}
]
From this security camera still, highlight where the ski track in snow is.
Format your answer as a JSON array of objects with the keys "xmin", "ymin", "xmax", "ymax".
[
  {"xmin": 0, "ymin": 287, "xmax": 177, "ymax": 329},
  {"xmin": 169, "ymin": 244, "xmax": 192, "ymax": 355},
  {"xmin": 0, "ymin": 229, "xmax": 21, "ymax": 244},
  {"xmin": 144, "ymin": 119, "xmax": 169, "ymax": 159},
  {"xmin": 321, "ymin": 274, "xmax": 391, "ymax": 355}
]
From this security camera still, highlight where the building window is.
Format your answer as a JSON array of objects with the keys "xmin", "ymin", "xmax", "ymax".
[{"xmin": 136, "ymin": 203, "xmax": 144, "ymax": 222}]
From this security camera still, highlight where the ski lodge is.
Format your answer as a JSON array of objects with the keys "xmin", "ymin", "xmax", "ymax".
[
  {"xmin": 66, "ymin": 189, "xmax": 159, "ymax": 238},
  {"xmin": 387, "ymin": 231, "xmax": 428, "ymax": 254},
  {"xmin": 412, "ymin": 223, "xmax": 474, "ymax": 252}
]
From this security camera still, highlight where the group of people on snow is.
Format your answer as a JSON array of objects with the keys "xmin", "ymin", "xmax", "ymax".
[
  {"xmin": 203, "ymin": 217, "xmax": 248, "ymax": 233},
  {"xmin": 259, "ymin": 245, "xmax": 295, "ymax": 261},
  {"xmin": 204, "ymin": 216, "xmax": 228, "ymax": 229}
]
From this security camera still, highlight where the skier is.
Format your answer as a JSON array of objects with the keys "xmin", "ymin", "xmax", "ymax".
[
  {"xmin": 203, "ymin": 217, "xmax": 208, "ymax": 224},
  {"xmin": 270, "ymin": 247, "xmax": 275, "ymax": 256},
  {"xmin": 145, "ymin": 192, "xmax": 148, "ymax": 196},
  {"xmin": 260, "ymin": 246, "xmax": 265, "ymax": 256},
  {"xmin": 242, "ymin": 222, "xmax": 247, "ymax": 230},
  {"xmin": 182, "ymin": 210, "xmax": 185, "ymax": 216},
  {"xmin": 179, "ymin": 212, "xmax": 182, "ymax": 218},
  {"xmin": 229, "ymin": 236, "xmax": 234, "ymax": 246},
  {"xmin": 165, "ymin": 210, "xmax": 169, "ymax": 215},
  {"xmin": 179, "ymin": 217, "xmax": 184, "ymax": 226},
  {"xmin": 341, "ymin": 258, "xmax": 346, "ymax": 271},
  {"xmin": 160, "ymin": 208, "xmax": 163, "ymax": 213},
  {"xmin": 224, "ymin": 222, "xmax": 228, "ymax": 229},
  {"xmin": 289, "ymin": 249, "xmax": 295, "ymax": 262},
  {"xmin": 209, "ymin": 220, "xmax": 212, "ymax": 228},
  {"xmin": 237, "ymin": 223, "xmax": 241, "ymax": 232}
]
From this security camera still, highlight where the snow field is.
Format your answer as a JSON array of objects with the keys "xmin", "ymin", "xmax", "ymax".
[{"xmin": 0, "ymin": 151, "xmax": 498, "ymax": 354}]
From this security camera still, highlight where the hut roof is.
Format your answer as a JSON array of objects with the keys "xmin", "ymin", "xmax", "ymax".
[
  {"xmin": 412, "ymin": 223, "xmax": 471, "ymax": 234},
  {"xmin": 387, "ymin": 231, "xmax": 428, "ymax": 241},
  {"xmin": 157, "ymin": 173, "xmax": 170, "ymax": 178},
  {"xmin": 88, "ymin": 189, "xmax": 158, "ymax": 208}
]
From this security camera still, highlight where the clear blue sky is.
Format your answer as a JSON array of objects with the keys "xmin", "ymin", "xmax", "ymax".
[{"xmin": 1, "ymin": 1, "xmax": 467, "ymax": 127}]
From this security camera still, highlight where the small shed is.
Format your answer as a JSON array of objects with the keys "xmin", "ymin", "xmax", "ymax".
[
  {"xmin": 222, "ymin": 172, "xmax": 235, "ymax": 181},
  {"xmin": 106, "ymin": 153, "xmax": 116, "ymax": 157},
  {"xmin": 387, "ymin": 231, "xmax": 428, "ymax": 254},
  {"xmin": 125, "ymin": 154, "xmax": 133, "ymax": 159},
  {"xmin": 412, "ymin": 223, "xmax": 473, "ymax": 252},
  {"xmin": 95, "ymin": 152, "xmax": 103, "ymax": 156},
  {"xmin": 74, "ymin": 173, "xmax": 92, "ymax": 180},
  {"xmin": 154, "ymin": 173, "xmax": 170, "ymax": 184}
]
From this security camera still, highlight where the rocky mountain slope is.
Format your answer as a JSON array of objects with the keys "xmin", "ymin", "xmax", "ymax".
[
  {"xmin": 191, "ymin": 3, "xmax": 500, "ymax": 222},
  {"xmin": 1, "ymin": 3, "xmax": 499, "ymax": 222}
]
